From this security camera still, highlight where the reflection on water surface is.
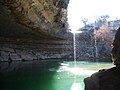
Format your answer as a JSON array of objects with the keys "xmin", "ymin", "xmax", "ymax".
[{"xmin": 0, "ymin": 60, "xmax": 113, "ymax": 90}]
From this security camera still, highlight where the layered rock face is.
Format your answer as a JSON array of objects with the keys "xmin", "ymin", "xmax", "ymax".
[
  {"xmin": 0, "ymin": 38, "xmax": 71, "ymax": 61},
  {"xmin": 0, "ymin": 0, "xmax": 70, "ymax": 61}
]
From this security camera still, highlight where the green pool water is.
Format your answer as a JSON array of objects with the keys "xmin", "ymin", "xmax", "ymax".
[{"xmin": 0, "ymin": 60, "xmax": 114, "ymax": 90}]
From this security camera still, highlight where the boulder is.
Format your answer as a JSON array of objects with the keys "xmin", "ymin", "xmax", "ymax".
[{"xmin": 84, "ymin": 67, "xmax": 120, "ymax": 90}]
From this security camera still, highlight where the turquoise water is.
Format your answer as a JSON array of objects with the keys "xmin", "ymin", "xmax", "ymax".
[{"xmin": 0, "ymin": 60, "xmax": 113, "ymax": 90}]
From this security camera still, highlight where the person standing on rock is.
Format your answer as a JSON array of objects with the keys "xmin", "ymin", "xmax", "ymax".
[{"xmin": 84, "ymin": 27, "xmax": 120, "ymax": 90}]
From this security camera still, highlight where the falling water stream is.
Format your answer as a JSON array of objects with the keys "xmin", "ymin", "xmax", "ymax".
[
  {"xmin": 94, "ymin": 26, "xmax": 98, "ymax": 60},
  {"xmin": 71, "ymin": 32, "xmax": 82, "ymax": 90},
  {"xmin": 73, "ymin": 33, "xmax": 76, "ymax": 67}
]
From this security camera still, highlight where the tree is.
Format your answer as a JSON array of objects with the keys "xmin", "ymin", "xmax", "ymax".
[
  {"xmin": 100, "ymin": 15, "xmax": 109, "ymax": 21},
  {"xmin": 95, "ymin": 15, "xmax": 110, "ymax": 29},
  {"xmin": 95, "ymin": 24, "xmax": 113, "ymax": 46},
  {"xmin": 82, "ymin": 18, "xmax": 88, "ymax": 28}
]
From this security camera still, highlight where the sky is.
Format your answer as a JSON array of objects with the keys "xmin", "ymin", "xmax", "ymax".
[{"xmin": 67, "ymin": 0, "xmax": 120, "ymax": 31}]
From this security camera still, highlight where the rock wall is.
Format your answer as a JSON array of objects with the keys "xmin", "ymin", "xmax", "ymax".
[
  {"xmin": 0, "ymin": 0, "xmax": 71, "ymax": 61},
  {"xmin": 0, "ymin": 38, "xmax": 71, "ymax": 61},
  {"xmin": 70, "ymin": 31, "xmax": 113, "ymax": 61}
]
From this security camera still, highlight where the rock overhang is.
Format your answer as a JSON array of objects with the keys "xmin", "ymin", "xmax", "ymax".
[{"xmin": 0, "ymin": 0, "xmax": 70, "ymax": 40}]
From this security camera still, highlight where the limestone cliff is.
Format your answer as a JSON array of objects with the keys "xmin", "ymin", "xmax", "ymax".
[{"xmin": 0, "ymin": 0, "xmax": 70, "ymax": 61}]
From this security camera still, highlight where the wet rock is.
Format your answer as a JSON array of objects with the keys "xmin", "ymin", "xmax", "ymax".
[
  {"xmin": 10, "ymin": 53, "xmax": 22, "ymax": 61},
  {"xmin": 0, "ymin": 51, "xmax": 9, "ymax": 61},
  {"xmin": 46, "ymin": 54, "xmax": 62, "ymax": 59},
  {"xmin": 0, "ymin": 47, "xmax": 14, "ymax": 52},
  {"xmin": 20, "ymin": 51, "xmax": 37, "ymax": 60}
]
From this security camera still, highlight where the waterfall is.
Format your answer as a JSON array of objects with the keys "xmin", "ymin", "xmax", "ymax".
[
  {"xmin": 73, "ymin": 32, "xmax": 77, "ymax": 83},
  {"xmin": 73, "ymin": 33, "xmax": 76, "ymax": 67},
  {"xmin": 71, "ymin": 32, "xmax": 82, "ymax": 90},
  {"xmin": 94, "ymin": 25, "xmax": 98, "ymax": 61}
]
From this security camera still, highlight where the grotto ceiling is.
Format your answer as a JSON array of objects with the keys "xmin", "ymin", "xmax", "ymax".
[{"xmin": 0, "ymin": 0, "xmax": 69, "ymax": 40}]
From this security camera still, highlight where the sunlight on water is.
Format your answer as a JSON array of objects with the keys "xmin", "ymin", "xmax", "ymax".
[
  {"xmin": 57, "ymin": 64, "xmax": 96, "ymax": 75},
  {"xmin": 71, "ymin": 83, "xmax": 82, "ymax": 90},
  {"xmin": 48, "ymin": 61, "xmax": 113, "ymax": 90}
]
